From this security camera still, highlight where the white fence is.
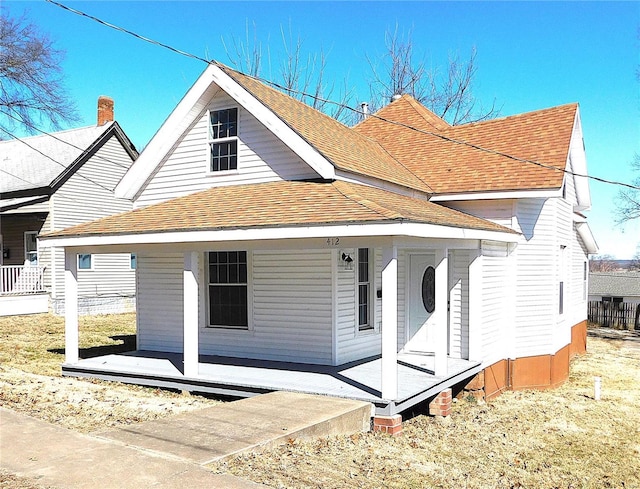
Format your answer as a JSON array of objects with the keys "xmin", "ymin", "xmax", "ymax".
[{"xmin": 0, "ymin": 266, "xmax": 46, "ymax": 295}]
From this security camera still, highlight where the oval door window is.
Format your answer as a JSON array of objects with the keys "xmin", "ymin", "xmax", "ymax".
[{"xmin": 422, "ymin": 266, "xmax": 436, "ymax": 313}]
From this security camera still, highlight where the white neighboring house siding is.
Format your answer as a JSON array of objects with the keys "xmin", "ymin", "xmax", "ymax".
[
  {"xmin": 136, "ymin": 92, "xmax": 319, "ymax": 207},
  {"xmin": 137, "ymin": 250, "xmax": 334, "ymax": 364},
  {"xmin": 49, "ymin": 135, "xmax": 135, "ymax": 314},
  {"xmin": 335, "ymin": 247, "xmax": 382, "ymax": 365}
]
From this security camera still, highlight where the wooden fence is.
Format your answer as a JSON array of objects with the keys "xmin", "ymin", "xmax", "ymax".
[{"xmin": 588, "ymin": 301, "xmax": 640, "ymax": 330}]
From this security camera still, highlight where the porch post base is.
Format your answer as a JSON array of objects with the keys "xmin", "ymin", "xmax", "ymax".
[
  {"xmin": 372, "ymin": 414, "xmax": 402, "ymax": 436},
  {"xmin": 428, "ymin": 388, "xmax": 452, "ymax": 417}
]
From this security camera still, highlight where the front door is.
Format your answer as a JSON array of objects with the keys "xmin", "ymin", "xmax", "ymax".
[{"xmin": 405, "ymin": 253, "xmax": 437, "ymax": 353}]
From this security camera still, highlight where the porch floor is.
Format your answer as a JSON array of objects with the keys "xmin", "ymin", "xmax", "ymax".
[{"xmin": 62, "ymin": 351, "xmax": 482, "ymax": 415}]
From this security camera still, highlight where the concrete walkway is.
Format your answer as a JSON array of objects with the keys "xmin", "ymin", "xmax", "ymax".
[{"xmin": 1, "ymin": 391, "xmax": 372, "ymax": 488}]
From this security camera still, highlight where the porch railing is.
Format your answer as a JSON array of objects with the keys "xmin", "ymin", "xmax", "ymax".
[{"xmin": 0, "ymin": 265, "xmax": 46, "ymax": 296}]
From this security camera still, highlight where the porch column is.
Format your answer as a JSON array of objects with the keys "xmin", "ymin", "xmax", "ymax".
[
  {"xmin": 381, "ymin": 245, "xmax": 398, "ymax": 400},
  {"xmin": 434, "ymin": 249, "xmax": 448, "ymax": 376},
  {"xmin": 64, "ymin": 249, "xmax": 79, "ymax": 364},
  {"xmin": 468, "ymin": 248, "xmax": 483, "ymax": 362},
  {"xmin": 183, "ymin": 252, "xmax": 199, "ymax": 378}
]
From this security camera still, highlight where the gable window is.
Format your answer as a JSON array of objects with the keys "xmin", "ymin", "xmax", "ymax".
[
  {"xmin": 358, "ymin": 248, "xmax": 373, "ymax": 331},
  {"xmin": 209, "ymin": 108, "xmax": 238, "ymax": 172},
  {"xmin": 78, "ymin": 254, "xmax": 92, "ymax": 270},
  {"xmin": 208, "ymin": 251, "xmax": 248, "ymax": 329}
]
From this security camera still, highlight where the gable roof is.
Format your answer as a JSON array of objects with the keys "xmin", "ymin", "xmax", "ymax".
[
  {"xmin": 354, "ymin": 95, "xmax": 578, "ymax": 195},
  {"xmin": 115, "ymin": 63, "xmax": 431, "ymax": 200},
  {"xmin": 218, "ymin": 65, "xmax": 430, "ymax": 193},
  {"xmin": 43, "ymin": 180, "xmax": 517, "ymax": 240},
  {"xmin": 0, "ymin": 122, "xmax": 138, "ymax": 199},
  {"xmin": 589, "ymin": 272, "xmax": 640, "ymax": 298}
]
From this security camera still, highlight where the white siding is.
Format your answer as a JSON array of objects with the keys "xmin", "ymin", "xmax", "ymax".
[
  {"xmin": 570, "ymin": 224, "xmax": 589, "ymax": 326},
  {"xmin": 479, "ymin": 241, "xmax": 510, "ymax": 366},
  {"xmin": 48, "ymin": 134, "xmax": 136, "ymax": 313},
  {"xmin": 137, "ymin": 253, "xmax": 184, "ymax": 352},
  {"xmin": 198, "ymin": 249, "xmax": 333, "ymax": 364},
  {"xmin": 444, "ymin": 199, "xmax": 515, "ymax": 229},
  {"xmin": 448, "ymin": 250, "xmax": 469, "ymax": 359},
  {"xmin": 512, "ymin": 199, "xmax": 556, "ymax": 356},
  {"xmin": 336, "ymin": 248, "xmax": 382, "ymax": 364},
  {"xmin": 136, "ymin": 92, "xmax": 319, "ymax": 207}
]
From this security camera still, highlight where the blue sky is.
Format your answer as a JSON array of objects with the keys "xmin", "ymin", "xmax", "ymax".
[{"xmin": 5, "ymin": 1, "xmax": 640, "ymax": 258}]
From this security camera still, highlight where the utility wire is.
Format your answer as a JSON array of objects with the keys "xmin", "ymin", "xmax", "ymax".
[
  {"xmin": 42, "ymin": 0, "xmax": 640, "ymax": 193},
  {"xmin": 0, "ymin": 108, "xmax": 132, "ymax": 171},
  {"xmin": 0, "ymin": 125, "xmax": 119, "ymax": 195},
  {"xmin": 44, "ymin": 0, "xmax": 210, "ymax": 64}
]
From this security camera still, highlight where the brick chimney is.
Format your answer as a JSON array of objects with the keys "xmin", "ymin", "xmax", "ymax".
[{"xmin": 97, "ymin": 96, "xmax": 114, "ymax": 126}]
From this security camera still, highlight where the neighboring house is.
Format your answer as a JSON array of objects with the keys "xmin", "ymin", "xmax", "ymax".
[
  {"xmin": 41, "ymin": 63, "xmax": 598, "ymax": 418},
  {"xmin": 589, "ymin": 272, "xmax": 640, "ymax": 306},
  {"xmin": 588, "ymin": 272, "xmax": 640, "ymax": 329},
  {"xmin": 0, "ymin": 97, "xmax": 138, "ymax": 316}
]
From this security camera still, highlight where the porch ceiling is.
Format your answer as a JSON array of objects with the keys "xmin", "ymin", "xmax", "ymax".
[{"xmin": 63, "ymin": 351, "xmax": 482, "ymax": 416}]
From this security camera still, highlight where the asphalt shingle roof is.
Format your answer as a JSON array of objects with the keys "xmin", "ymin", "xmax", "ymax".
[
  {"xmin": 353, "ymin": 95, "xmax": 577, "ymax": 195},
  {"xmin": 0, "ymin": 123, "xmax": 114, "ymax": 194},
  {"xmin": 589, "ymin": 272, "xmax": 640, "ymax": 297},
  {"xmin": 44, "ymin": 180, "xmax": 516, "ymax": 239},
  {"xmin": 219, "ymin": 65, "xmax": 432, "ymax": 193}
]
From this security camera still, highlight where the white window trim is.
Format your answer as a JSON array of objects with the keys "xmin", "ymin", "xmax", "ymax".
[
  {"xmin": 206, "ymin": 106, "xmax": 240, "ymax": 175},
  {"xmin": 355, "ymin": 247, "xmax": 376, "ymax": 334},
  {"xmin": 78, "ymin": 253, "xmax": 93, "ymax": 271},
  {"xmin": 205, "ymin": 250, "xmax": 253, "ymax": 331}
]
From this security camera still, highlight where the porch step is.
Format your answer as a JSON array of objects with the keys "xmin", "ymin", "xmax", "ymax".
[{"xmin": 95, "ymin": 391, "xmax": 372, "ymax": 464}]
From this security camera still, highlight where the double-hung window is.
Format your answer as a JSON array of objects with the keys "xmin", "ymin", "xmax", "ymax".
[
  {"xmin": 208, "ymin": 251, "xmax": 248, "ymax": 329},
  {"xmin": 209, "ymin": 108, "xmax": 238, "ymax": 172},
  {"xmin": 358, "ymin": 248, "xmax": 373, "ymax": 331}
]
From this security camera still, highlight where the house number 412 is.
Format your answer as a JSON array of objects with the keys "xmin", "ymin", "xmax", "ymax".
[{"xmin": 326, "ymin": 238, "xmax": 340, "ymax": 246}]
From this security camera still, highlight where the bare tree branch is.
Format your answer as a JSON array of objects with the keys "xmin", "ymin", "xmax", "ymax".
[
  {"xmin": 0, "ymin": 8, "xmax": 78, "ymax": 137},
  {"xmin": 367, "ymin": 27, "xmax": 500, "ymax": 125},
  {"xmin": 615, "ymin": 153, "xmax": 640, "ymax": 224}
]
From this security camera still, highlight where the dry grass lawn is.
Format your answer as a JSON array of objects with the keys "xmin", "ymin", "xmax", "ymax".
[
  {"xmin": 213, "ymin": 336, "xmax": 640, "ymax": 489},
  {"xmin": 0, "ymin": 313, "xmax": 220, "ymax": 433},
  {"xmin": 1, "ymin": 313, "xmax": 639, "ymax": 488}
]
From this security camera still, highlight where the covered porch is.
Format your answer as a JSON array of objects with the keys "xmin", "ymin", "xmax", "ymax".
[{"xmin": 61, "ymin": 349, "xmax": 482, "ymax": 415}]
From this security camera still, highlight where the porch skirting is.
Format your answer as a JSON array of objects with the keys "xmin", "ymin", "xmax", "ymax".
[
  {"xmin": 469, "ymin": 321, "xmax": 587, "ymax": 400},
  {"xmin": 51, "ymin": 295, "xmax": 136, "ymax": 316}
]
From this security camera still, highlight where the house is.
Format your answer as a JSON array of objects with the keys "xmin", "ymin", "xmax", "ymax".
[
  {"xmin": 40, "ymin": 63, "xmax": 598, "ymax": 421},
  {"xmin": 588, "ymin": 272, "xmax": 640, "ymax": 329},
  {"xmin": 0, "ymin": 97, "xmax": 138, "ymax": 316}
]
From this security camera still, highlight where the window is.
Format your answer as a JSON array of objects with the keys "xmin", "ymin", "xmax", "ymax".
[
  {"xmin": 583, "ymin": 261, "xmax": 587, "ymax": 300},
  {"xmin": 78, "ymin": 254, "xmax": 92, "ymax": 270},
  {"xmin": 24, "ymin": 232, "xmax": 38, "ymax": 266},
  {"xmin": 130, "ymin": 253, "xmax": 137, "ymax": 270},
  {"xmin": 358, "ymin": 248, "xmax": 373, "ymax": 331},
  {"xmin": 208, "ymin": 251, "xmax": 248, "ymax": 328},
  {"xmin": 559, "ymin": 245, "xmax": 566, "ymax": 315},
  {"xmin": 209, "ymin": 108, "xmax": 238, "ymax": 172}
]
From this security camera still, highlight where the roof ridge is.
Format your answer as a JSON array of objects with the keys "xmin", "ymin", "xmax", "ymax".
[{"xmin": 454, "ymin": 103, "xmax": 578, "ymax": 129}]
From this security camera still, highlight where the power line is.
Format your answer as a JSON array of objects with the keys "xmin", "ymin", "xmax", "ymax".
[
  {"xmin": 43, "ymin": 0, "xmax": 640, "ymax": 193},
  {"xmin": 0, "ymin": 125, "xmax": 119, "ymax": 195},
  {"xmin": 44, "ymin": 0, "xmax": 210, "ymax": 64},
  {"xmin": 0, "ymin": 108, "xmax": 132, "ymax": 172}
]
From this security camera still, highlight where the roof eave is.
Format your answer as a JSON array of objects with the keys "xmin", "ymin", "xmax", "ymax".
[{"xmin": 40, "ymin": 220, "xmax": 519, "ymax": 250}]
